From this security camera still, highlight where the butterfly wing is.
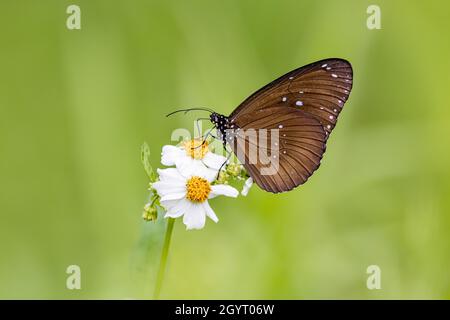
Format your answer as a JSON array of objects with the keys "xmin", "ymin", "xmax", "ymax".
[
  {"xmin": 229, "ymin": 106, "xmax": 327, "ymax": 193},
  {"xmin": 229, "ymin": 58, "xmax": 353, "ymax": 136}
]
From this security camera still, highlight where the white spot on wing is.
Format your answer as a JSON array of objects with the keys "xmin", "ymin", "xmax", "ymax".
[
  {"xmin": 282, "ymin": 97, "xmax": 287, "ymax": 102},
  {"xmin": 331, "ymin": 74, "xmax": 338, "ymax": 78},
  {"xmin": 296, "ymin": 101, "xmax": 303, "ymax": 106}
]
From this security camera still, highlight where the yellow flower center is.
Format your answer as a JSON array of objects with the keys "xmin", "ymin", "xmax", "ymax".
[
  {"xmin": 186, "ymin": 176, "xmax": 211, "ymax": 202},
  {"xmin": 183, "ymin": 139, "xmax": 209, "ymax": 159}
]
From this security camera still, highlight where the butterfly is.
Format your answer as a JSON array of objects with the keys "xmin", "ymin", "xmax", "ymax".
[{"xmin": 170, "ymin": 58, "xmax": 353, "ymax": 193}]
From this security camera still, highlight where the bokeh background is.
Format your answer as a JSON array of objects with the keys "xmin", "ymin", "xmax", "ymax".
[{"xmin": 1, "ymin": 0, "xmax": 449, "ymax": 299}]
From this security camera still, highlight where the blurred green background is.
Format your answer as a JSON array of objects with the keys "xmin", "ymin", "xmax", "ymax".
[{"xmin": 1, "ymin": 0, "xmax": 449, "ymax": 299}]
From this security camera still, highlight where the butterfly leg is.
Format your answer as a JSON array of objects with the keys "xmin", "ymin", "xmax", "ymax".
[
  {"xmin": 195, "ymin": 118, "xmax": 209, "ymax": 139},
  {"xmin": 198, "ymin": 126, "xmax": 219, "ymax": 149},
  {"xmin": 191, "ymin": 121, "xmax": 216, "ymax": 151},
  {"xmin": 216, "ymin": 152, "xmax": 232, "ymax": 180},
  {"xmin": 202, "ymin": 126, "xmax": 216, "ymax": 142},
  {"xmin": 214, "ymin": 141, "xmax": 233, "ymax": 180}
]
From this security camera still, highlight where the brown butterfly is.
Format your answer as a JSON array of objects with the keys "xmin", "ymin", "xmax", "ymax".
[{"xmin": 170, "ymin": 58, "xmax": 353, "ymax": 193}]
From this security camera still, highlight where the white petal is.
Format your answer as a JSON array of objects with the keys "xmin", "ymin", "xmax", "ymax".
[
  {"xmin": 183, "ymin": 203, "xmax": 206, "ymax": 230},
  {"xmin": 210, "ymin": 184, "xmax": 239, "ymax": 198},
  {"xmin": 202, "ymin": 152, "xmax": 227, "ymax": 170},
  {"xmin": 202, "ymin": 201, "xmax": 219, "ymax": 223},
  {"xmin": 241, "ymin": 177, "xmax": 253, "ymax": 196},
  {"xmin": 159, "ymin": 199, "xmax": 178, "ymax": 210},
  {"xmin": 164, "ymin": 198, "xmax": 189, "ymax": 218},
  {"xmin": 152, "ymin": 180, "xmax": 186, "ymax": 197},
  {"xmin": 161, "ymin": 145, "xmax": 184, "ymax": 166},
  {"xmin": 157, "ymin": 168, "xmax": 185, "ymax": 182},
  {"xmin": 160, "ymin": 192, "xmax": 186, "ymax": 202},
  {"xmin": 200, "ymin": 166, "xmax": 219, "ymax": 183},
  {"xmin": 176, "ymin": 157, "xmax": 199, "ymax": 177},
  {"xmin": 191, "ymin": 163, "xmax": 218, "ymax": 182},
  {"xmin": 178, "ymin": 159, "xmax": 218, "ymax": 182}
]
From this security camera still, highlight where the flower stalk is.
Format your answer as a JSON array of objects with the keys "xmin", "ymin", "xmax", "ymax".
[{"xmin": 153, "ymin": 217, "xmax": 175, "ymax": 299}]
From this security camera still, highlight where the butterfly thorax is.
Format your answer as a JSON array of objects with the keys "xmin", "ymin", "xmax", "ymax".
[{"xmin": 210, "ymin": 112, "xmax": 231, "ymax": 142}]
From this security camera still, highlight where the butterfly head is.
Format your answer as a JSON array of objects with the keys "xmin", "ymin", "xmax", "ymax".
[
  {"xmin": 210, "ymin": 112, "xmax": 230, "ymax": 139},
  {"xmin": 210, "ymin": 112, "xmax": 228, "ymax": 129}
]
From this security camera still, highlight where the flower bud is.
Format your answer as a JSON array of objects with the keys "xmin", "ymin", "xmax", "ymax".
[
  {"xmin": 142, "ymin": 203, "xmax": 158, "ymax": 221},
  {"xmin": 226, "ymin": 163, "xmax": 242, "ymax": 177},
  {"xmin": 216, "ymin": 170, "xmax": 230, "ymax": 185}
]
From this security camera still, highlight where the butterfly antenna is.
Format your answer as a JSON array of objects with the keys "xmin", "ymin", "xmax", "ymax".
[{"xmin": 166, "ymin": 107, "xmax": 215, "ymax": 117}]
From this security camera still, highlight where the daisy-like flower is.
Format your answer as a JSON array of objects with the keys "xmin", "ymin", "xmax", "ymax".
[
  {"xmin": 161, "ymin": 139, "xmax": 227, "ymax": 172},
  {"xmin": 152, "ymin": 165, "xmax": 239, "ymax": 230}
]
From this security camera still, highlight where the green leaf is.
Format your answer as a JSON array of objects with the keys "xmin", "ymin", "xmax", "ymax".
[{"xmin": 141, "ymin": 142, "xmax": 156, "ymax": 181}]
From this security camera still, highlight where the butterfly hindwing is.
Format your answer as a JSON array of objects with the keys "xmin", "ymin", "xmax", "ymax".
[{"xmin": 229, "ymin": 106, "xmax": 327, "ymax": 193}]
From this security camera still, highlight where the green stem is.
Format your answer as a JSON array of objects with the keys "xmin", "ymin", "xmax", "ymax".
[{"xmin": 153, "ymin": 218, "xmax": 175, "ymax": 299}]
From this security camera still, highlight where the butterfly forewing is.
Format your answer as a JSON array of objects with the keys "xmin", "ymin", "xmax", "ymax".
[
  {"xmin": 230, "ymin": 58, "xmax": 353, "ymax": 136},
  {"xmin": 230, "ymin": 106, "xmax": 327, "ymax": 193}
]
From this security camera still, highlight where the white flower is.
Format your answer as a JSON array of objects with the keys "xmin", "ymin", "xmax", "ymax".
[
  {"xmin": 241, "ymin": 177, "xmax": 253, "ymax": 196},
  {"xmin": 152, "ymin": 165, "xmax": 239, "ymax": 230},
  {"xmin": 161, "ymin": 139, "xmax": 227, "ymax": 171}
]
